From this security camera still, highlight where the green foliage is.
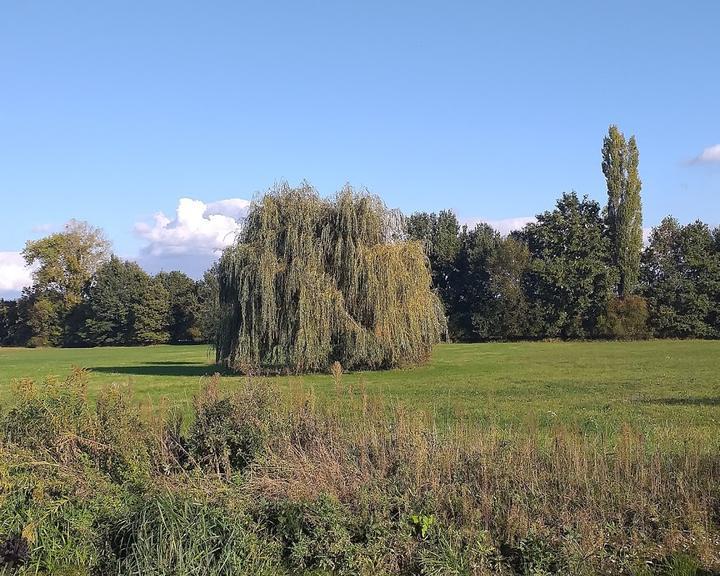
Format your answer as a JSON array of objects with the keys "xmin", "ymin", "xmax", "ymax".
[
  {"xmin": 2, "ymin": 370, "xmax": 151, "ymax": 484},
  {"xmin": 599, "ymin": 295, "xmax": 650, "ymax": 339},
  {"xmin": 189, "ymin": 377, "xmax": 274, "ymax": 476},
  {"xmin": 3, "ymin": 371, "xmax": 93, "ymax": 454},
  {"xmin": 660, "ymin": 553, "xmax": 707, "ymax": 576},
  {"xmin": 603, "ymin": 125, "xmax": 643, "ymax": 297},
  {"xmin": 21, "ymin": 220, "xmax": 110, "ymax": 310},
  {"xmin": 3, "ymin": 181, "xmax": 719, "ymax": 349},
  {"xmin": 452, "ymin": 224, "xmax": 500, "ymax": 341},
  {"xmin": 409, "ymin": 513, "xmax": 435, "ymax": 539},
  {"xmin": 217, "ymin": 183, "xmax": 446, "ymax": 373},
  {"xmin": 515, "ymin": 532, "xmax": 562, "ymax": 575},
  {"xmin": 131, "ymin": 275, "xmax": 170, "ymax": 345},
  {"xmin": 157, "ymin": 270, "xmax": 201, "ymax": 343},
  {"xmin": 21, "ymin": 291, "xmax": 64, "ymax": 347},
  {"xmin": 642, "ymin": 217, "xmax": 720, "ymax": 338},
  {"xmin": 20, "ymin": 220, "xmax": 111, "ymax": 347},
  {"xmin": 6, "ymin": 219, "xmax": 225, "ymax": 349},
  {"xmin": 81, "ymin": 256, "xmax": 146, "ymax": 345},
  {"xmin": 264, "ymin": 495, "xmax": 361, "ymax": 573},
  {"xmin": 0, "ymin": 464, "xmax": 126, "ymax": 575},
  {"xmin": 407, "ymin": 216, "xmax": 532, "ymax": 343},
  {"xmin": 405, "ymin": 193, "xmax": 717, "ymax": 344},
  {"xmin": 521, "ymin": 192, "xmax": 613, "ymax": 339},
  {"xmin": 0, "ymin": 300, "xmax": 20, "ymax": 346},
  {"xmin": 406, "ymin": 210, "xmax": 462, "ymax": 331},
  {"xmin": 484, "ymin": 236, "xmax": 530, "ymax": 340},
  {"xmin": 112, "ymin": 494, "xmax": 282, "ymax": 576},
  {"xmin": 418, "ymin": 526, "xmax": 499, "ymax": 576},
  {"xmin": 0, "ymin": 371, "xmax": 144, "ymax": 574},
  {"xmin": 197, "ymin": 262, "xmax": 221, "ymax": 344},
  {"xmin": 80, "ymin": 256, "xmax": 171, "ymax": 346}
]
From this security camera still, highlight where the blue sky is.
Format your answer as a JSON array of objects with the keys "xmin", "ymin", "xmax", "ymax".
[{"xmin": 1, "ymin": 0, "xmax": 719, "ymax": 295}]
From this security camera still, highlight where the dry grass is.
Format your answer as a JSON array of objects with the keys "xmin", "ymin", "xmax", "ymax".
[
  {"xmin": 1, "ymin": 370, "xmax": 718, "ymax": 574},
  {"xmin": 248, "ymin": 383, "xmax": 720, "ymax": 572}
]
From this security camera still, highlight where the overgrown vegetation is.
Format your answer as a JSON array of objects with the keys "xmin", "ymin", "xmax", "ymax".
[
  {"xmin": 0, "ymin": 369, "xmax": 718, "ymax": 575},
  {"xmin": 216, "ymin": 183, "xmax": 446, "ymax": 373}
]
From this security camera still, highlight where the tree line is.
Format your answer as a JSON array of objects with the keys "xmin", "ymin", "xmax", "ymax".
[
  {"xmin": 0, "ymin": 220, "xmax": 219, "ymax": 347},
  {"xmin": 408, "ymin": 127, "xmax": 720, "ymax": 341},
  {"xmin": 1, "ymin": 125, "xmax": 718, "ymax": 348},
  {"xmin": 408, "ymin": 197, "xmax": 720, "ymax": 342}
]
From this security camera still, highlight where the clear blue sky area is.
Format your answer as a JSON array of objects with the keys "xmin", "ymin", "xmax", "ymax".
[{"xmin": 1, "ymin": 0, "xmax": 718, "ymax": 259}]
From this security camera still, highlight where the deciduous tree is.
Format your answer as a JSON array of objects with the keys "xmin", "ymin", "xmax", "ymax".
[
  {"xmin": 197, "ymin": 263, "xmax": 220, "ymax": 344},
  {"xmin": 82, "ymin": 256, "xmax": 170, "ymax": 346},
  {"xmin": 21, "ymin": 220, "xmax": 110, "ymax": 345},
  {"xmin": 642, "ymin": 218, "xmax": 720, "ymax": 338},
  {"xmin": 217, "ymin": 183, "xmax": 446, "ymax": 373},
  {"xmin": 157, "ymin": 271, "xmax": 200, "ymax": 343},
  {"xmin": 521, "ymin": 192, "xmax": 612, "ymax": 339}
]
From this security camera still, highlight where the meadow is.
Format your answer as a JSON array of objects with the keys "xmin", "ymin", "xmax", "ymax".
[
  {"xmin": 2, "ymin": 340, "xmax": 720, "ymax": 574},
  {"xmin": 1, "ymin": 340, "xmax": 718, "ymax": 450}
]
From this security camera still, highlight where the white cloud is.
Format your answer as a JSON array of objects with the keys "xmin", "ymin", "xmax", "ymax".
[
  {"xmin": 0, "ymin": 252, "xmax": 33, "ymax": 296},
  {"xmin": 204, "ymin": 198, "xmax": 251, "ymax": 221},
  {"xmin": 135, "ymin": 198, "xmax": 249, "ymax": 258},
  {"xmin": 460, "ymin": 216, "xmax": 536, "ymax": 235},
  {"xmin": 691, "ymin": 144, "xmax": 720, "ymax": 165}
]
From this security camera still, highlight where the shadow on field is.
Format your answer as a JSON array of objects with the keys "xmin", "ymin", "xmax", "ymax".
[
  {"xmin": 641, "ymin": 397, "xmax": 720, "ymax": 407},
  {"xmin": 148, "ymin": 361, "xmax": 201, "ymax": 366},
  {"xmin": 90, "ymin": 362, "xmax": 225, "ymax": 378}
]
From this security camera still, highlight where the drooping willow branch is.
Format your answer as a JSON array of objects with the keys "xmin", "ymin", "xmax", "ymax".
[{"xmin": 216, "ymin": 183, "xmax": 446, "ymax": 373}]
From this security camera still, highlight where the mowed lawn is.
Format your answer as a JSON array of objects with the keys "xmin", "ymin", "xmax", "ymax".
[{"xmin": 1, "ymin": 340, "xmax": 719, "ymax": 449}]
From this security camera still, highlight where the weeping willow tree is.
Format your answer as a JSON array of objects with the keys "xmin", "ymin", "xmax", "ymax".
[{"xmin": 216, "ymin": 183, "xmax": 446, "ymax": 373}]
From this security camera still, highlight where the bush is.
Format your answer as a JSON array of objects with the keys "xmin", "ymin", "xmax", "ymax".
[
  {"xmin": 262, "ymin": 494, "xmax": 361, "ymax": 573},
  {"xmin": 188, "ymin": 376, "xmax": 275, "ymax": 476},
  {"xmin": 599, "ymin": 295, "xmax": 650, "ymax": 340}
]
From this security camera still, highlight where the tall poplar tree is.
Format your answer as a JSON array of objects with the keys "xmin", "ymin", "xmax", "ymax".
[{"xmin": 602, "ymin": 125, "xmax": 643, "ymax": 296}]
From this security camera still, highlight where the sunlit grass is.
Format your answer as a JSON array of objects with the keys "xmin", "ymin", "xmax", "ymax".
[{"xmin": 1, "ymin": 340, "xmax": 718, "ymax": 450}]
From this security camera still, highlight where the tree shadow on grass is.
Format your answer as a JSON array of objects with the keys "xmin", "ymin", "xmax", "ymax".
[
  {"xmin": 641, "ymin": 397, "xmax": 720, "ymax": 407},
  {"xmin": 90, "ymin": 362, "xmax": 227, "ymax": 378},
  {"xmin": 147, "ymin": 361, "xmax": 203, "ymax": 366}
]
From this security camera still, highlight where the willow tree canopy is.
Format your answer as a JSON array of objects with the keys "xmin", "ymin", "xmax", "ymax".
[{"xmin": 216, "ymin": 183, "xmax": 446, "ymax": 373}]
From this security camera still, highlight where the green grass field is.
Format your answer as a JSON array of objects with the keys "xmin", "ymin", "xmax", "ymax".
[{"xmin": 1, "ymin": 340, "xmax": 719, "ymax": 449}]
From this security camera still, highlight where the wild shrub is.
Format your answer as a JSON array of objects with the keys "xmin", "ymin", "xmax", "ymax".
[
  {"xmin": 2, "ymin": 369, "xmax": 153, "ymax": 484},
  {"xmin": 261, "ymin": 494, "xmax": 361, "ymax": 574},
  {"xmin": 418, "ymin": 525, "xmax": 505, "ymax": 576},
  {"xmin": 599, "ymin": 295, "xmax": 651, "ymax": 339},
  {"xmin": 188, "ymin": 376, "xmax": 275, "ymax": 477},
  {"xmin": 2, "ymin": 370, "xmax": 94, "ymax": 459},
  {"xmin": 0, "ymin": 445, "xmax": 131, "ymax": 574}
]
